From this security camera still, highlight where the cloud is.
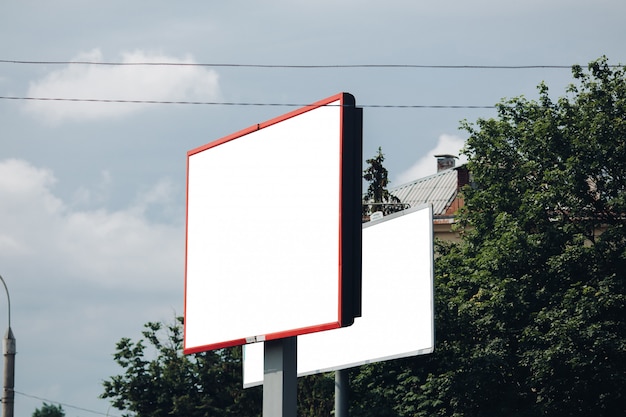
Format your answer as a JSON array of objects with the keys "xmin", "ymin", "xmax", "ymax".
[
  {"xmin": 23, "ymin": 49, "xmax": 221, "ymax": 124},
  {"xmin": 0, "ymin": 159, "xmax": 185, "ymax": 417},
  {"xmin": 70, "ymin": 170, "xmax": 113, "ymax": 208},
  {"xmin": 0, "ymin": 158, "xmax": 183, "ymax": 290},
  {"xmin": 395, "ymin": 134, "xmax": 468, "ymax": 184}
]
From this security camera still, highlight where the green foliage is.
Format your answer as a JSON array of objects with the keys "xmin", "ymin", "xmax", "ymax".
[
  {"xmin": 349, "ymin": 360, "xmax": 415, "ymax": 417},
  {"xmin": 349, "ymin": 57, "xmax": 626, "ymax": 416},
  {"xmin": 32, "ymin": 403, "xmax": 64, "ymax": 417},
  {"xmin": 101, "ymin": 317, "xmax": 262, "ymax": 417},
  {"xmin": 102, "ymin": 318, "xmax": 336, "ymax": 417},
  {"xmin": 363, "ymin": 146, "xmax": 403, "ymax": 216},
  {"xmin": 449, "ymin": 57, "xmax": 626, "ymax": 415},
  {"xmin": 297, "ymin": 373, "xmax": 335, "ymax": 417}
]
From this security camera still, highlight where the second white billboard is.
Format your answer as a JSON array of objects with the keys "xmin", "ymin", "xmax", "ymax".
[{"xmin": 243, "ymin": 205, "xmax": 434, "ymax": 387}]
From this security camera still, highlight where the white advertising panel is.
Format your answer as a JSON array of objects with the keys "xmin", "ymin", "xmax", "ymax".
[
  {"xmin": 243, "ymin": 205, "xmax": 434, "ymax": 386},
  {"xmin": 185, "ymin": 93, "xmax": 362, "ymax": 354}
]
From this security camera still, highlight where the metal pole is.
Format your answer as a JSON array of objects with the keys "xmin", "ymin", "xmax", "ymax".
[
  {"xmin": 335, "ymin": 369, "xmax": 349, "ymax": 417},
  {"xmin": 263, "ymin": 337, "xmax": 297, "ymax": 417},
  {"xmin": 0, "ymin": 275, "xmax": 14, "ymax": 417},
  {"xmin": 2, "ymin": 330, "xmax": 14, "ymax": 417}
]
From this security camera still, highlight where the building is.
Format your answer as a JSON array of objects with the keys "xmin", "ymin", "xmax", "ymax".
[{"xmin": 367, "ymin": 155, "xmax": 469, "ymax": 242}]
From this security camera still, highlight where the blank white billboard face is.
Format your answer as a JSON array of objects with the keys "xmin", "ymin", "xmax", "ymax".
[
  {"xmin": 185, "ymin": 93, "xmax": 362, "ymax": 354},
  {"xmin": 243, "ymin": 205, "xmax": 434, "ymax": 386}
]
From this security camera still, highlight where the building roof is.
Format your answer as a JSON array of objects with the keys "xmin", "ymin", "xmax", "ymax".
[{"xmin": 389, "ymin": 168, "xmax": 459, "ymax": 216}]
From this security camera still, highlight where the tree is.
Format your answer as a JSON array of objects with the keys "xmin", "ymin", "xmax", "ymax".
[
  {"xmin": 297, "ymin": 372, "xmax": 335, "ymax": 417},
  {"xmin": 363, "ymin": 146, "xmax": 404, "ymax": 217},
  {"xmin": 445, "ymin": 56, "xmax": 626, "ymax": 416},
  {"xmin": 101, "ymin": 318, "xmax": 335, "ymax": 417},
  {"xmin": 101, "ymin": 318, "xmax": 262, "ymax": 417},
  {"xmin": 32, "ymin": 403, "xmax": 64, "ymax": 417},
  {"xmin": 350, "ymin": 57, "xmax": 626, "ymax": 416}
]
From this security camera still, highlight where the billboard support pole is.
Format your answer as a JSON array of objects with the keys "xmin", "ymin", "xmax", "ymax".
[
  {"xmin": 335, "ymin": 368, "xmax": 349, "ymax": 417},
  {"xmin": 263, "ymin": 337, "xmax": 297, "ymax": 417}
]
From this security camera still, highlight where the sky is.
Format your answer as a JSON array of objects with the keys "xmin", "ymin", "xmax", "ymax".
[{"xmin": 1, "ymin": 1, "xmax": 625, "ymax": 416}]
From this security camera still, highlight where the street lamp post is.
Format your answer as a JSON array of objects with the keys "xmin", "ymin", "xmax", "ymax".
[{"xmin": 0, "ymin": 275, "xmax": 15, "ymax": 417}]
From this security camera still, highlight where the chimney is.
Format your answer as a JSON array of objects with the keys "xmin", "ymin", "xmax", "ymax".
[{"xmin": 435, "ymin": 154, "xmax": 458, "ymax": 172}]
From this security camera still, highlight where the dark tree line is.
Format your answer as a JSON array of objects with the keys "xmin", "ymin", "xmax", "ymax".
[
  {"xmin": 100, "ymin": 318, "xmax": 334, "ymax": 417},
  {"xmin": 348, "ymin": 56, "xmax": 626, "ymax": 417}
]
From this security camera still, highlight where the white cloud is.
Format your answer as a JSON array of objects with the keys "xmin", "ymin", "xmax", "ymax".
[
  {"xmin": 0, "ymin": 158, "xmax": 183, "ymax": 290},
  {"xmin": 23, "ymin": 49, "xmax": 221, "ymax": 124},
  {"xmin": 0, "ymin": 160, "xmax": 184, "ymax": 417},
  {"xmin": 71, "ymin": 169, "xmax": 113, "ymax": 207},
  {"xmin": 132, "ymin": 177, "xmax": 179, "ymax": 215},
  {"xmin": 396, "ymin": 134, "xmax": 468, "ymax": 184}
]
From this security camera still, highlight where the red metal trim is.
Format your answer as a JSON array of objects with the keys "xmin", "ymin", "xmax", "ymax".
[
  {"xmin": 183, "ymin": 155, "xmax": 190, "ymax": 352},
  {"xmin": 337, "ymin": 93, "xmax": 346, "ymax": 325},
  {"xmin": 186, "ymin": 93, "xmax": 346, "ymax": 157},
  {"xmin": 183, "ymin": 321, "xmax": 342, "ymax": 355},
  {"xmin": 184, "ymin": 337, "xmax": 248, "ymax": 355},
  {"xmin": 264, "ymin": 321, "xmax": 342, "ymax": 342}
]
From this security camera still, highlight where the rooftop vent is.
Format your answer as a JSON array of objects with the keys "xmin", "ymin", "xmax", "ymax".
[{"xmin": 435, "ymin": 154, "xmax": 458, "ymax": 172}]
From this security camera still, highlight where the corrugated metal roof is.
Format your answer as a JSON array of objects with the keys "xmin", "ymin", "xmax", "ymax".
[{"xmin": 389, "ymin": 168, "xmax": 458, "ymax": 216}]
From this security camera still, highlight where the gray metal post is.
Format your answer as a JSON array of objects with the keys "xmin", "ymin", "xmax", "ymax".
[
  {"xmin": 263, "ymin": 337, "xmax": 297, "ymax": 417},
  {"xmin": 2, "ymin": 329, "xmax": 15, "ymax": 417},
  {"xmin": 335, "ymin": 368, "xmax": 349, "ymax": 417},
  {"xmin": 0, "ymin": 275, "xmax": 14, "ymax": 417}
]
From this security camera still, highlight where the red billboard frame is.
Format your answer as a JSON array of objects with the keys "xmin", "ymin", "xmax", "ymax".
[{"xmin": 184, "ymin": 93, "xmax": 362, "ymax": 354}]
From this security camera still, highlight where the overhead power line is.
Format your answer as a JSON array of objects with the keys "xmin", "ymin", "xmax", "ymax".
[
  {"xmin": 2, "ymin": 59, "xmax": 622, "ymax": 69},
  {"xmin": 0, "ymin": 96, "xmax": 495, "ymax": 109},
  {"xmin": 14, "ymin": 390, "xmax": 120, "ymax": 417}
]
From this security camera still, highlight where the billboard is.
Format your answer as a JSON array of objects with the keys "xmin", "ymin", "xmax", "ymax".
[
  {"xmin": 243, "ymin": 205, "xmax": 434, "ymax": 386},
  {"xmin": 184, "ymin": 93, "xmax": 362, "ymax": 354}
]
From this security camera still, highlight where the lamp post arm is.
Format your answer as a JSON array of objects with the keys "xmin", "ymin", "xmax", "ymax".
[{"xmin": 0, "ymin": 275, "xmax": 10, "ymax": 330}]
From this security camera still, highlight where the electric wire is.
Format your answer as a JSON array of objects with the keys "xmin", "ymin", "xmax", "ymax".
[
  {"xmin": 3, "ymin": 58, "xmax": 616, "ymax": 109},
  {"xmin": 0, "ymin": 96, "xmax": 495, "ymax": 109},
  {"xmin": 0, "ymin": 59, "xmax": 598, "ymax": 69},
  {"xmin": 14, "ymin": 390, "xmax": 121, "ymax": 417}
]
